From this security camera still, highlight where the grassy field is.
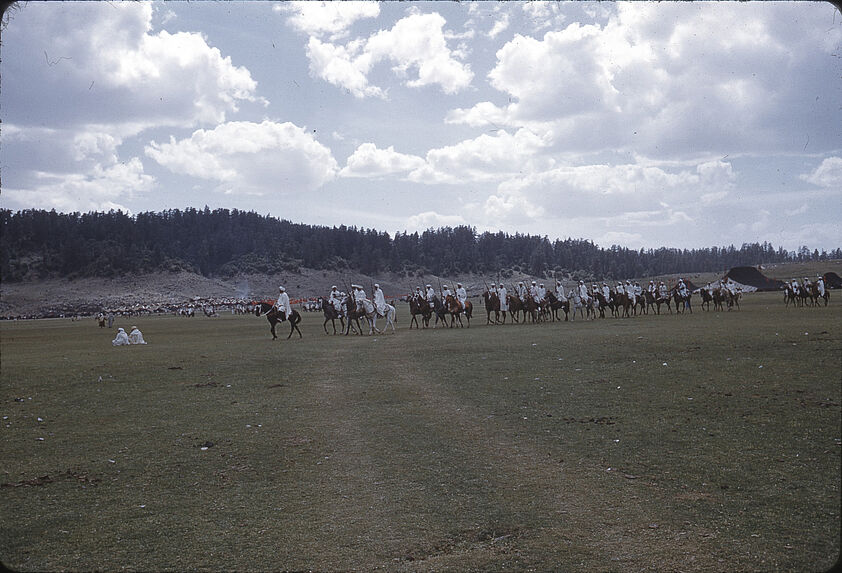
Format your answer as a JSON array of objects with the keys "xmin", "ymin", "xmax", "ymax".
[{"xmin": 1, "ymin": 292, "xmax": 839, "ymax": 572}]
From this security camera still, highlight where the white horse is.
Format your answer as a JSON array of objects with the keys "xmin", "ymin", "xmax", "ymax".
[{"xmin": 372, "ymin": 304, "xmax": 397, "ymax": 334}]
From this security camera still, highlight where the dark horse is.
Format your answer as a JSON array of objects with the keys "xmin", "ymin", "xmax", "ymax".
[
  {"xmin": 254, "ymin": 302, "xmax": 302, "ymax": 340},
  {"xmin": 409, "ymin": 295, "xmax": 432, "ymax": 329},
  {"xmin": 544, "ymin": 292, "xmax": 569, "ymax": 321},
  {"xmin": 318, "ymin": 297, "xmax": 345, "ymax": 334}
]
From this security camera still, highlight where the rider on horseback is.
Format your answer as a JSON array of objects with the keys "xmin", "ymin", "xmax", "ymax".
[
  {"xmin": 373, "ymin": 283, "xmax": 387, "ymax": 317},
  {"xmin": 275, "ymin": 286, "xmax": 290, "ymax": 321},
  {"xmin": 455, "ymin": 283, "xmax": 467, "ymax": 311},
  {"xmin": 329, "ymin": 286, "xmax": 344, "ymax": 317}
]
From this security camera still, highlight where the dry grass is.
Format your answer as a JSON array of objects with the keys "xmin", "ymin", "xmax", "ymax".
[{"xmin": 1, "ymin": 292, "xmax": 839, "ymax": 571}]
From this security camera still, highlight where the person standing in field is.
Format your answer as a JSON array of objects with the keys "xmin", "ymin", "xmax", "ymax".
[{"xmin": 497, "ymin": 283, "xmax": 508, "ymax": 313}]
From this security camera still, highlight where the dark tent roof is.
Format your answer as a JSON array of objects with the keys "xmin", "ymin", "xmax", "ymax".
[
  {"xmin": 725, "ymin": 267, "xmax": 786, "ymax": 292},
  {"xmin": 824, "ymin": 272, "xmax": 842, "ymax": 289}
]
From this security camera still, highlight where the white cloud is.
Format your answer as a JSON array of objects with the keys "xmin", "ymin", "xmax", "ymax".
[
  {"xmin": 4, "ymin": 157, "xmax": 154, "ymax": 214},
  {"xmin": 340, "ymin": 143, "xmax": 425, "ymax": 178},
  {"xmin": 279, "ymin": 1, "xmax": 380, "ymax": 41},
  {"xmin": 302, "ymin": 11, "xmax": 473, "ymax": 97},
  {"xmin": 488, "ymin": 13, "xmax": 509, "ymax": 39},
  {"xmin": 408, "ymin": 129, "xmax": 552, "ymax": 185},
  {"xmin": 145, "ymin": 121, "xmax": 338, "ymax": 194},
  {"xmin": 306, "ymin": 36, "xmax": 384, "ymax": 98},
  {"xmin": 800, "ymin": 157, "xmax": 842, "ymax": 188},
  {"xmin": 406, "ymin": 211, "xmax": 468, "ymax": 232},
  {"xmin": 451, "ymin": 3, "xmax": 839, "ymax": 158}
]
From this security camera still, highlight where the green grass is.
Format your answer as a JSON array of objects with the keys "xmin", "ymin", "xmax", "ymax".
[{"xmin": 1, "ymin": 294, "xmax": 840, "ymax": 571}]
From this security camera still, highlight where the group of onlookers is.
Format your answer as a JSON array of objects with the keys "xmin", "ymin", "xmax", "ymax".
[{"xmin": 111, "ymin": 326, "xmax": 147, "ymax": 346}]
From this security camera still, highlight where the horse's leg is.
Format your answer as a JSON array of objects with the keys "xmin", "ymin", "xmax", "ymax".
[{"xmin": 323, "ymin": 317, "xmax": 330, "ymax": 335}]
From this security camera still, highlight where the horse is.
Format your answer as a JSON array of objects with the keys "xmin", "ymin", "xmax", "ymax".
[
  {"xmin": 672, "ymin": 288, "xmax": 692, "ymax": 314},
  {"xmin": 506, "ymin": 295, "xmax": 523, "ymax": 323},
  {"xmin": 373, "ymin": 302, "xmax": 397, "ymax": 334},
  {"xmin": 318, "ymin": 297, "xmax": 345, "ymax": 335},
  {"xmin": 545, "ymin": 292, "xmax": 569, "ymax": 322},
  {"xmin": 430, "ymin": 296, "xmax": 450, "ymax": 328},
  {"xmin": 482, "ymin": 290, "xmax": 501, "ymax": 325},
  {"xmin": 254, "ymin": 302, "xmax": 302, "ymax": 340},
  {"xmin": 784, "ymin": 285, "xmax": 798, "ymax": 308},
  {"xmin": 699, "ymin": 289, "xmax": 713, "ymax": 311},
  {"xmin": 594, "ymin": 292, "xmax": 613, "ymax": 318},
  {"xmin": 409, "ymin": 295, "xmax": 432, "ymax": 329},
  {"xmin": 341, "ymin": 296, "xmax": 380, "ymax": 335},
  {"xmin": 655, "ymin": 291, "xmax": 672, "ymax": 314},
  {"xmin": 523, "ymin": 296, "xmax": 540, "ymax": 323},
  {"xmin": 725, "ymin": 289, "xmax": 741, "ymax": 311},
  {"xmin": 811, "ymin": 283, "xmax": 830, "ymax": 307},
  {"xmin": 643, "ymin": 290, "xmax": 659, "ymax": 315},
  {"xmin": 615, "ymin": 292, "xmax": 632, "ymax": 318},
  {"xmin": 445, "ymin": 295, "xmax": 472, "ymax": 328}
]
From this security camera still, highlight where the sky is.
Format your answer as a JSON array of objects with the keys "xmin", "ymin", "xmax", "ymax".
[{"xmin": 1, "ymin": 1, "xmax": 841, "ymax": 252}]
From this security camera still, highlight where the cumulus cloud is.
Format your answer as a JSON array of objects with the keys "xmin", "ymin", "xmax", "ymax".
[
  {"xmin": 800, "ymin": 157, "xmax": 842, "ymax": 188},
  {"xmin": 279, "ymin": 1, "xmax": 380, "ymax": 41},
  {"xmin": 145, "ymin": 121, "xmax": 338, "ymax": 194},
  {"xmin": 449, "ymin": 3, "xmax": 839, "ymax": 158},
  {"xmin": 340, "ymin": 143, "xmax": 425, "ymax": 178},
  {"xmin": 4, "ymin": 158, "xmax": 154, "ymax": 214},
  {"xmin": 408, "ymin": 129, "xmax": 552, "ymax": 185},
  {"xmin": 297, "ymin": 10, "xmax": 473, "ymax": 97}
]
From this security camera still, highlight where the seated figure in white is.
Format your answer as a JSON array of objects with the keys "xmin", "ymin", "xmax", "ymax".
[
  {"xmin": 128, "ymin": 326, "xmax": 147, "ymax": 345},
  {"xmin": 112, "ymin": 328, "xmax": 130, "ymax": 346}
]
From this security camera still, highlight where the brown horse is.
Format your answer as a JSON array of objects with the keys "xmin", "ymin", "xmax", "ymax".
[
  {"xmin": 409, "ymin": 295, "xmax": 432, "ymax": 328},
  {"xmin": 506, "ymin": 295, "xmax": 523, "ymax": 323},
  {"xmin": 445, "ymin": 295, "xmax": 472, "ymax": 327},
  {"xmin": 254, "ymin": 302, "xmax": 302, "ymax": 340},
  {"xmin": 482, "ymin": 290, "xmax": 501, "ymax": 324}
]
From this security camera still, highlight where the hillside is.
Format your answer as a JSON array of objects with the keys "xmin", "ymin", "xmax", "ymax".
[{"xmin": 3, "ymin": 261, "xmax": 840, "ymax": 319}]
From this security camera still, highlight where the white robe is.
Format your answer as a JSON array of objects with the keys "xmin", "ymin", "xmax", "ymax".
[
  {"xmin": 128, "ymin": 328, "xmax": 146, "ymax": 345},
  {"xmin": 276, "ymin": 292, "xmax": 290, "ymax": 318},
  {"xmin": 556, "ymin": 284, "xmax": 567, "ymax": 302},
  {"xmin": 373, "ymin": 288, "xmax": 387, "ymax": 315},
  {"xmin": 817, "ymin": 279, "xmax": 826, "ymax": 296},
  {"xmin": 456, "ymin": 287, "xmax": 467, "ymax": 309},
  {"xmin": 498, "ymin": 286, "xmax": 508, "ymax": 311},
  {"xmin": 112, "ymin": 329, "xmax": 130, "ymax": 346}
]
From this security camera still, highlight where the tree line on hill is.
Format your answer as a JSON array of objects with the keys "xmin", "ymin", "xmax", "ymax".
[{"xmin": 2, "ymin": 208, "xmax": 839, "ymax": 283}]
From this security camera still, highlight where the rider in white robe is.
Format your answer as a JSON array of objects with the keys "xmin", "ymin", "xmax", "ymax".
[
  {"xmin": 515, "ymin": 281, "xmax": 526, "ymax": 302},
  {"xmin": 128, "ymin": 326, "xmax": 146, "ymax": 345},
  {"xmin": 555, "ymin": 281, "xmax": 567, "ymax": 302},
  {"xmin": 329, "ymin": 286, "xmax": 343, "ymax": 315},
  {"xmin": 425, "ymin": 284, "xmax": 436, "ymax": 307},
  {"xmin": 602, "ymin": 283, "xmax": 611, "ymax": 302},
  {"xmin": 530, "ymin": 281, "xmax": 540, "ymax": 303},
  {"xmin": 658, "ymin": 282, "xmax": 667, "ymax": 298},
  {"xmin": 616, "ymin": 282, "xmax": 625, "ymax": 296},
  {"xmin": 678, "ymin": 279, "xmax": 689, "ymax": 298},
  {"xmin": 817, "ymin": 276, "xmax": 826, "ymax": 296},
  {"xmin": 625, "ymin": 280, "xmax": 636, "ymax": 305},
  {"xmin": 354, "ymin": 285, "xmax": 368, "ymax": 312},
  {"xmin": 578, "ymin": 281, "xmax": 590, "ymax": 303},
  {"xmin": 441, "ymin": 285, "xmax": 453, "ymax": 302},
  {"xmin": 373, "ymin": 284, "xmax": 387, "ymax": 316},
  {"xmin": 538, "ymin": 283, "xmax": 547, "ymax": 301},
  {"xmin": 497, "ymin": 284, "xmax": 508, "ymax": 311},
  {"xmin": 275, "ymin": 286, "xmax": 290, "ymax": 320},
  {"xmin": 455, "ymin": 283, "xmax": 467, "ymax": 310},
  {"xmin": 112, "ymin": 328, "xmax": 130, "ymax": 346}
]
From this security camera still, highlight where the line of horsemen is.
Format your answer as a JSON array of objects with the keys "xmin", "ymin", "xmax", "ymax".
[
  {"xmin": 262, "ymin": 273, "xmax": 829, "ymax": 336},
  {"xmin": 468, "ymin": 278, "xmax": 710, "ymax": 324},
  {"xmin": 784, "ymin": 276, "xmax": 830, "ymax": 308}
]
